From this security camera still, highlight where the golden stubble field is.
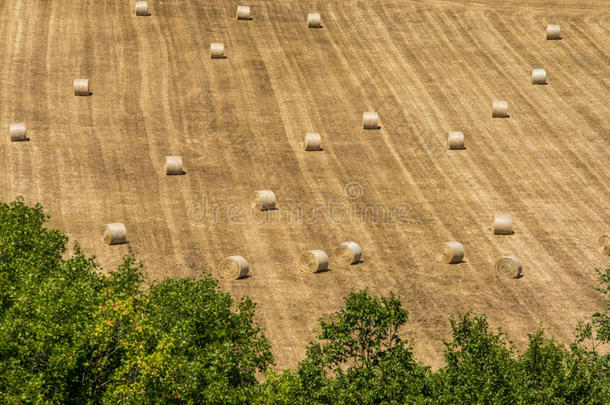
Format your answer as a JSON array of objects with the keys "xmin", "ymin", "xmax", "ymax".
[{"xmin": 0, "ymin": 0, "xmax": 608, "ymax": 368}]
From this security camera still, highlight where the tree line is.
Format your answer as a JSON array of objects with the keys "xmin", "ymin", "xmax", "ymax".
[{"xmin": 0, "ymin": 198, "xmax": 608, "ymax": 403}]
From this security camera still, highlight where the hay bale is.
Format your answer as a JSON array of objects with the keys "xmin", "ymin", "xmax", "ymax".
[
  {"xmin": 495, "ymin": 256, "xmax": 522, "ymax": 278},
  {"xmin": 74, "ymin": 79, "xmax": 90, "ymax": 96},
  {"xmin": 437, "ymin": 241, "xmax": 464, "ymax": 264},
  {"xmin": 599, "ymin": 234, "xmax": 610, "ymax": 256},
  {"xmin": 333, "ymin": 242, "xmax": 362, "ymax": 265},
  {"xmin": 493, "ymin": 213, "xmax": 513, "ymax": 235},
  {"xmin": 492, "ymin": 100, "xmax": 508, "ymax": 118},
  {"xmin": 304, "ymin": 133, "xmax": 322, "ymax": 151},
  {"xmin": 298, "ymin": 250, "xmax": 329, "ymax": 273},
  {"xmin": 220, "ymin": 256, "xmax": 250, "ymax": 279},
  {"xmin": 546, "ymin": 24, "xmax": 561, "ymax": 40},
  {"xmin": 447, "ymin": 131, "xmax": 465, "ymax": 150},
  {"xmin": 307, "ymin": 13, "xmax": 321, "ymax": 28},
  {"xmin": 253, "ymin": 190, "xmax": 276, "ymax": 211},
  {"xmin": 165, "ymin": 156, "xmax": 184, "ymax": 175},
  {"xmin": 236, "ymin": 5, "xmax": 251, "ymax": 20},
  {"xmin": 363, "ymin": 111, "xmax": 379, "ymax": 129},
  {"xmin": 532, "ymin": 69, "xmax": 547, "ymax": 84},
  {"xmin": 9, "ymin": 123, "xmax": 26, "ymax": 142},
  {"xmin": 210, "ymin": 43, "xmax": 225, "ymax": 59},
  {"xmin": 135, "ymin": 1, "xmax": 148, "ymax": 16},
  {"xmin": 104, "ymin": 223, "xmax": 127, "ymax": 245}
]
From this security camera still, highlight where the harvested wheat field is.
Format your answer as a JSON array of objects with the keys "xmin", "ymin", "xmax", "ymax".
[{"xmin": 0, "ymin": 0, "xmax": 608, "ymax": 369}]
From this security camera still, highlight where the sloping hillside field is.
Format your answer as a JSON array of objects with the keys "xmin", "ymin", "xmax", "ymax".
[{"xmin": 1, "ymin": 0, "xmax": 608, "ymax": 368}]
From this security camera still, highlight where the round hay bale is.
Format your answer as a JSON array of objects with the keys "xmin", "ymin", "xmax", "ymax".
[
  {"xmin": 220, "ymin": 256, "xmax": 250, "ymax": 279},
  {"xmin": 492, "ymin": 100, "xmax": 508, "ymax": 118},
  {"xmin": 495, "ymin": 256, "xmax": 522, "ymax": 278},
  {"xmin": 333, "ymin": 242, "xmax": 362, "ymax": 265},
  {"xmin": 304, "ymin": 133, "xmax": 322, "ymax": 151},
  {"xmin": 236, "ymin": 5, "xmax": 251, "ymax": 20},
  {"xmin": 363, "ymin": 111, "xmax": 379, "ymax": 129},
  {"xmin": 598, "ymin": 234, "xmax": 610, "ymax": 256},
  {"xmin": 104, "ymin": 223, "xmax": 127, "ymax": 245},
  {"xmin": 210, "ymin": 43, "xmax": 225, "ymax": 59},
  {"xmin": 546, "ymin": 24, "xmax": 560, "ymax": 40},
  {"xmin": 532, "ymin": 69, "xmax": 547, "ymax": 84},
  {"xmin": 165, "ymin": 155, "xmax": 184, "ymax": 175},
  {"xmin": 447, "ymin": 131, "xmax": 465, "ymax": 150},
  {"xmin": 298, "ymin": 250, "xmax": 329, "ymax": 273},
  {"xmin": 307, "ymin": 13, "xmax": 321, "ymax": 28},
  {"xmin": 253, "ymin": 190, "xmax": 276, "ymax": 211},
  {"xmin": 74, "ymin": 79, "xmax": 89, "ymax": 96},
  {"xmin": 9, "ymin": 123, "xmax": 26, "ymax": 142},
  {"xmin": 135, "ymin": 1, "xmax": 148, "ymax": 16},
  {"xmin": 493, "ymin": 213, "xmax": 513, "ymax": 235},
  {"xmin": 437, "ymin": 241, "xmax": 464, "ymax": 264}
]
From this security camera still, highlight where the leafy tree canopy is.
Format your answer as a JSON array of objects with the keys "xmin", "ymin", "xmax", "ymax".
[
  {"xmin": 0, "ymin": 198, "xmax": 607, "ymax": 403},
  {"xmin": 0, "ymin": 198, "xmax": 272, "ymax": 404}
]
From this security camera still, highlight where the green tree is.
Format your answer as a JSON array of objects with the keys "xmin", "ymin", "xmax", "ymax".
[
  {"xmin": 255, "ymin": 370, "xmax": 303, "ymax": 405},
  {"xmin": 0, "ymin": 198, "xmax": 273, "ymax": 403},
  {"xmin": 430, "ymin": 313, "xmax": 519, "ymax": 404},
  {"xmin": 104, "ymin": 276, "xmax": 273, "ymax": 404},
  {"xmin": 515, "ymin": 329, "xmax": 608, "ymax": 404},
  {"xmin": 261, "ymin": 286, "xmax": 609, "ymax": 404},
  {"xmin": 271, "ymin": 289, "xmax": 431, "ymax": 404},
  {"xmin": 0, "ymin": 198, "xmax": 110, "ymax": 402},
  {"xmin": 0, "ymin": 197, "xmax": 608, "ymax": 403}
]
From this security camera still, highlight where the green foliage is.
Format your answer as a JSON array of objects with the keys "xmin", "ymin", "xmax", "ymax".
[
  {"xmin": 0, "ymin": 198, "xmax": 272, "ymax": 403},
  {"xmin": 0, "ymin": 198, "xmax": 68, "ymax": 313},
  {"xmin": 315, "ymin": 289, "xmax": 409, "ymax": 369},
  {"xmin": 262, "ymin": 289, "xmax": 431, "ymax": 404},
  {"xmin": 0, "ymin": 198, "xmax": 608, "ymax": 403},
  {"xmin": 104, "ymin": 277, "xmax": 273, "ymax": 404},
  {"xmin": 254, "ymin": 370, "xmax": 302, "ymax": 405},
  {"xmin": 431, "ymin": 313, "xmax": 518, "ymax": 403},
  {"xmin": 261, "ymin": 287, "xmax": 609, "ymax": 405},
  {"xmin": 516, "ymin": 330, "xmax": 609, "ymax": 404}
]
